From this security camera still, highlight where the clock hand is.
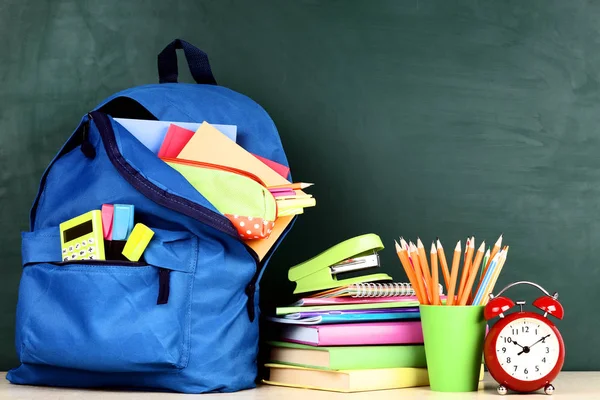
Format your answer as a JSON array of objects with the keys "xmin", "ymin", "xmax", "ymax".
[
  {"xmin": 511, "ymin": 341, "xmax": 524, "ymax": 349},
  {"xmin": 518, "ymin": 334, "xmax": 551, "ymax": 355},
  {"xmin": 528, "ymin": 334, "xmax": 551, "ymax": 349}
]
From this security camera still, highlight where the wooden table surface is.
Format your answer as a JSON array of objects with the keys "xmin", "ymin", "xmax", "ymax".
[{"xmin": 0, "ymin": 372, "xmax": 597, "ymax": 399}]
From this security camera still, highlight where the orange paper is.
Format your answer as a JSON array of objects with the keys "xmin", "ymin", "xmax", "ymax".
[{"xmin": 178, "ymin": 122, "xmax": 301, "ymax": 260}]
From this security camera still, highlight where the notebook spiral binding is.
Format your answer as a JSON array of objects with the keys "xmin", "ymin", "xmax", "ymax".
[{"xmin": 351, "ymin": 282, "xmax": 443, "ymax": 298}]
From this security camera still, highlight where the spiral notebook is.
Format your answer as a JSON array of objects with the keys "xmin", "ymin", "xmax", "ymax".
[{"xmin": 309, "ymin": 282, "xmax": 444, "ymax": 299}]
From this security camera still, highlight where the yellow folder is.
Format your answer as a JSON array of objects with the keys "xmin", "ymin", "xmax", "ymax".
[{"xmin": 178, "ymin": 122, "xmax": 301, "ymax": 260}]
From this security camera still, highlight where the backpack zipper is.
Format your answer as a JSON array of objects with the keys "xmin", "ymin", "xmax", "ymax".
[
  {"xmin": 50, "ymin": 260, "xmax": 170, "ymax": 305},
  {"xmin": 161, "ymin": 157, "xmax": 267, "ymax": 187},
  {"xmin": 90, "ymin": 111, "xmax": 266, "ymax": 320}
]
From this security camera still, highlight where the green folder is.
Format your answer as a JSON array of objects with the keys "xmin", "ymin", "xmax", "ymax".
[
  {"xmin": 275, "ymin": 300, "xmax": 419, "ymax": 316},
  {"xmin": 267, "ymin": 341, "xmax": 426, "ymax": 370}
]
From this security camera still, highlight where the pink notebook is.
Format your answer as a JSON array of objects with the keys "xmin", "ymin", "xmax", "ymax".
[{"xmin": 279, "ymin": 321, "xmax": 423, "ymax": 346}]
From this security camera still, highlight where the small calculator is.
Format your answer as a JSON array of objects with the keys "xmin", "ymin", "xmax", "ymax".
[{"xmin": 59, "ymin": 210, "xmax": 106, "ymax": 261}]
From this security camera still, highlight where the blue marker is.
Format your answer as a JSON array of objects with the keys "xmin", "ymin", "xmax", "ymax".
[{"xmin": 112, "ymin": 204, "xmax": 135, "ymax": 240}]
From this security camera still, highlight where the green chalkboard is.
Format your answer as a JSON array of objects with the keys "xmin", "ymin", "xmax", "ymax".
[{"xmin": 1, "ymin": 0, "xmax": 599, "ymax": 371}]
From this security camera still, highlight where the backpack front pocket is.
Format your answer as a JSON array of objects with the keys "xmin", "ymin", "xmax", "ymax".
[{"xmin": 16, "ymin": 227, "xmax": 197, "ymax": 373}]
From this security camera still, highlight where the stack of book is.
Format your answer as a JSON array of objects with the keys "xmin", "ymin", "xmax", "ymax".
[{"xmin": 263, "ymin": 281, "xmax": 444, "ymax": 392}]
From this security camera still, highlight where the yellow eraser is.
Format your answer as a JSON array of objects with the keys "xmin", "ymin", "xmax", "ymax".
[{"xmin": 122, "ymin": 223, "xmax": 154, "ymax": 262}]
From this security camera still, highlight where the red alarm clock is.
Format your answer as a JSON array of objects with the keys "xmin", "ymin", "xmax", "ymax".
[{"xmin": 483, "ymin": 281, "xmax": 565, "ymax": 395}]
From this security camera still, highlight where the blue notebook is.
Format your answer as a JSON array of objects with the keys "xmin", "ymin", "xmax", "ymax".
[{"xmin": 114, "ymin": 118, "xmax": 237, "ymax": 153}]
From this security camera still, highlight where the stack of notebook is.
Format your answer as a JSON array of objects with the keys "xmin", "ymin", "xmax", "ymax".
[
  {"xmin": 264, "ymin": 282, "xmax": 444, "ymax": 392},
  {"xmin": 263, "ymin": 234, "xmax": 446, "ymax": 392}
]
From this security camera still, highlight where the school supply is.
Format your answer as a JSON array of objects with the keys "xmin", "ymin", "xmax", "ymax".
[
  {"xmin": 176, "ymin": 121, "xmax": 302, "ymax": 260},
  {"xmin": 430, "ymin": 243, "xmax": 441, "ymax": 305},
  {"xmin": 291, "ymin": 296, "xmax": 420, "ymax": 307},
  {"xmin": 310, "ymin": 281, "xmax": 442, "ymax": 298},
  {"xmin": 269, "ymin": 182, "xmax": 313, "ymax": 191},
  {"xmin": 156, "ymin": 123, "xmax": 290, "ymax": 180},
  {"xmin": 395, "ymin": 234, "xmax": 508, "ymax": 306},
  {"xmin": 480, "ymin": 247, "xmax": 490, "ymax": 280},
  {"xmin": 157, "ymin": 124, "xmax": 198, "ymax": 158},
  {"xmin": 288, "ymin": 234, "xmax": 391, "ymax": 294},
  {"xmin": 436, "ymin": 238, "xmax": 451, "ymax": 289},
  {"xmin": 458, "ymin": 241, "xmax": 486, "ymax": 306},
  {"xmin": 263, "ymin": 363, "xmax": 429, "ymax": 393},
  {"xmin": 267, "ymin": 341, "xmax": 427, "ymax": 370},
  {"xmin": 163, "ymin": 157, "xmax": 277, "ymax": 239},
  {"xmin": 114, "ymin": 118, "xmax": 237, "ymax": 153},
  {"xmin": 59, "ymin": 210, "xmax": 106, "ymax": 261},
  {"xmin": 252, "ymin": 154, "xmax": 290, "ymax": 179},
  {"xmin": 275, "ymin": 197, "xmax": 316, "ymax": 217},
  {"xmin": 122, "ymin": 223, "xmax": 155, "ymax": 262},
  {"xmin": 328, "ymin": 254, "xmax": 380, "ymax": 275},
  {"xmin": 111, "ymin": 204, "xmax": 135, "ymax": 241},
  {"xmin": 269, "ymin": 188, "xmax": 296, "ymax": 197},
  {"xmin": 473, "ymin": 247, "xmax": 509, "ymax": 305},
  {"xmin": 101, "ymin": 204, "xmax": 114, "ymax": 240},
  {"xmin": 276, "ymin": 300, "xmax": 420, "ymax": 316},
  {"xmin": 268, "ymin": 309, "xmax": 420, "ymax": 325},
  {"xmin": 10, "ymin": 39, "xmax": 295, "ymax": 394},
  {"xmin": 483, "ymin": 281, "xmax": 565, "ymax": 394},
  {"xmin": 277, "ymin": 321, "xmax": 424, "ymax": 346}
]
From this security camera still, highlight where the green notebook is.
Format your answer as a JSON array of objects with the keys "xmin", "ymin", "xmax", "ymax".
[
  {"xmin": 275, "ymin": 300, "xmax": 419, "ymax": 316},
  {"xmin": 267, "ymin": 341, "xmax": 426, "ymax": 370}
]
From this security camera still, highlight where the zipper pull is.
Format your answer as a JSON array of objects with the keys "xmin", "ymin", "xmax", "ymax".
[
  {"xmin": 157, "ymin": 268, "xmax": 171, "ymax": 305},
  {"xmin": 80, "ymin": 114, "xmax": 96, "ymax": 159},
  {"xmin": 245, "ymin": 282, "xmax": 256, "ymax": 321}
]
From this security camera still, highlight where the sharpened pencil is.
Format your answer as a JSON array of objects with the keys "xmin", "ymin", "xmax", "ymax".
[
  {"xmin": 409, "ymin": 242, "xmax": 429, "ymax": 305},
  {"xmin": 417, "ymin": 238, "xmax": 433, "ymax": 303},
  {"xmin": 446, "ymin": 241, "xmax": 461, "ymax": 306},
  {"xmin": 458, "ymin": 241, "xmax": 485, "ymax": 305},
  {"xmin": 395, "ymin": 241, "xmax": 425, "ymax": 304},
  {"xmin": 436, "ymin": 238, "xmax": 451, "ymax": 290},
  {"xmin": 458, "ymin": 237, "xmax": 474, "ymax": 300},
  {"xmin": 431, "ymin": 242, "xmax": 440, "ymax": 305}
]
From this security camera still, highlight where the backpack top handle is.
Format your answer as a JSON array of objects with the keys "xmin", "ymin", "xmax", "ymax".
[{"xmin": 157, "ymin": 39, "xmax": 217, "ymax": 85}]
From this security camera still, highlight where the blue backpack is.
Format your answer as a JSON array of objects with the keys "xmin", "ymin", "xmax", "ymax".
[{"xmin": 7, "ymin": 39, "xmax": 292, "ymax": 393}]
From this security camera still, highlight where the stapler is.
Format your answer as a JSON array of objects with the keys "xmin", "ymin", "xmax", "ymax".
[{"xmin": 288, "ymin": 233, "xmax": 392, "ymax": 294}]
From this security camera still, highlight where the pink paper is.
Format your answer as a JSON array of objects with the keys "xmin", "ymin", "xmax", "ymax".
[
  {"xmin": 253, "ymin": 154, "xmax": 290, "ymax": 179},
  {"xmin": 158, "ymin": 125, "xmax": 195, "ymax": 159}
]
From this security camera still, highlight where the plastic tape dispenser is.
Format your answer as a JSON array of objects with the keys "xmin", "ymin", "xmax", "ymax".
[{"xmin": 288, "ymin": 233, "xmax": 392, "ymax": 294}]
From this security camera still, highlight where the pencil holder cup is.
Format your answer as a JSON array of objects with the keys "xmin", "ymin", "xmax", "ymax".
[{"xmin": 420, "ymin": 305, "xmax": 486, "ymax": 392}]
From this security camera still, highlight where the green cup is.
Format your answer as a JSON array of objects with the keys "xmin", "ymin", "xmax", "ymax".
[{"xmin": 420, "ymin": 305, "xmax": 486, "ymax": 392}]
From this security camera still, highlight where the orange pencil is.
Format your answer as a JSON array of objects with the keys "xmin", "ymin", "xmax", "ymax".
[
  {"xmin": 268, "ymin": 182, "xmax": 313, "ymax": 190},
  {"xmin": 417, "ymin": 238, "xmax": 433, "ymax": 303},
  {"xmin": 436, "ymin": 238, "xmax": 451, "ymax": 290},
  {"xmin": 401, "ymin": 238, "xmax": 426, "ymax": 302},
  {"xmin": 430, "ymin": 242, "xmax": 440, "ymax": 305},
  {"xmin": 395, "ymin": 240, "xmax": 425, "ymax": 304},
  {"xmin": 458, "ymin": 237, "xmax": 474, "ymax": 299},
  {"xmin": 458, "ymin": 241, "xmax": 485, "ymax": 305},
  {"xmin": 446, "ymin": 241, "xmax": 461, "ymax": 306},
  {"xmin": 409, "ymin": 242, "xmax": 429, "ymax": 305}
]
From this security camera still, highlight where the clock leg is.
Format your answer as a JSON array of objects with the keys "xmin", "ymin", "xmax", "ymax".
[
  {"xmin": 497, "ymin": 385, "xmax": 507, "ymax": 395},
  {"xmin": 544, "ymin": 383, "xmax": 555, "ymax": 395}
]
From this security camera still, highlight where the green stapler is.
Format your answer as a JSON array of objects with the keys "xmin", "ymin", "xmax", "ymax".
[{"xmin": 288, "ymin": 233, "xmax": 393, "ymax": 294}]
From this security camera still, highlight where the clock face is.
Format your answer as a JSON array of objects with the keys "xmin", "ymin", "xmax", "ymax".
[{"xmin": 495, "ymin": 317, "xmax": 560, "ymax": 381}]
